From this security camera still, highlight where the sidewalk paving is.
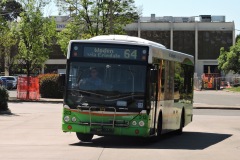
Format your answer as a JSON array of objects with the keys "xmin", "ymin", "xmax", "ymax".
[
  {"xmin": 8, "ymin": 97, "xmax": 63, "ymax": 103},
  {"xmin": 193, "ymin": 103, "xmax": 240, "ymax": 109}
]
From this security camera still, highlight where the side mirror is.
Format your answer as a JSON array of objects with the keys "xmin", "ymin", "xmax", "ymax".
[
  {"xmin": 58, "ymin": 73, "xmax": 66, "ymax": 87},
  {"xmin": 150, "ymin": 69, "xmax": 158, "ymax": 83}
]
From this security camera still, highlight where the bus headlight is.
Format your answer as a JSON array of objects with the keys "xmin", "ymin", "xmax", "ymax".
[
  {"xmin": 63, "ymin": 105, "xmax": 70, "ymax": 109},
  {"xmin": 71, "ymin": 117, "xmax": 77, "ymax": 122},
  {"xmin": 64, "ymin": 116, "xmax": 70, "ymax": 122},
  {"xmin": 132, "ymin": 121, "xmax": 137, "ymax": 126},
  {"xmin": 139, "ymin": 121, "xmax": 145, "ymax": 127}
]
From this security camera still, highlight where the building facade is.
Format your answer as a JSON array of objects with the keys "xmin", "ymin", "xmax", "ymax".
[
  {"xmin": 125, "ymin": 14, "xmax": 235, "ymax": 77},
  {"xmin": 2, "ymin": 15, "xmax": 234, "ymax": 77},
  {"xmin": 38, "ymin": 15, "xmax": 235, "ymax": 76}
]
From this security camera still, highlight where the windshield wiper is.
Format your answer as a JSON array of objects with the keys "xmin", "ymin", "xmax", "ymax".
[
  {"xmin": 104, "ymin": 93, "xmax": 144, "ymax": 102},
  {"xmin": 68, "ymin": 88, "xmax": 104, "ymax": 97}
]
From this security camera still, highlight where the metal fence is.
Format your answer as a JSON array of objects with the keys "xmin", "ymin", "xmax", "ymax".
[{"xmin": 194, "ymin": 76, "xmax": 240, "ymax": 90}]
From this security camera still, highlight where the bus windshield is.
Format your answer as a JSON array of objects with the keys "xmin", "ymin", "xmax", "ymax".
[{"xmin": 66, "ymin": 62, "xmax": 146, "ymax": 110}]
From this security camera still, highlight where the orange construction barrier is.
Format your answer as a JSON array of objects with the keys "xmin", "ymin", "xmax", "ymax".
[{"xmin": 17, "ymin": 77, "xmax": 40, "ymax": 100}]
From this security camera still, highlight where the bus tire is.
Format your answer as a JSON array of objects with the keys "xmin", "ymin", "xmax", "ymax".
[
  {"xmin": 175, "ymin": 110, "xmax": 184, "ymax": 135},
  {"xmin": 76, "ymin": 133, "xmax": 94, "ymax": 142}
]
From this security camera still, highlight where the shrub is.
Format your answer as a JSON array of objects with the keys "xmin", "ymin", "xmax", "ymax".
[
  {"xmin": 0, "ymin": 86, "xmax": 9, "ymax": 111},
  {"xmin": 38, "ymin": 74, "xmax": 63, "ymax": 98}
]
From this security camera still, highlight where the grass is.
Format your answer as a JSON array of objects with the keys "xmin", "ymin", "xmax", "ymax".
[{"xmin": 225, "ymin": 86, "xmax": 240, "ymax": 92}]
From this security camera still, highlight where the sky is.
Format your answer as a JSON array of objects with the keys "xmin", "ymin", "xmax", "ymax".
[{"xmin": 45, "ymin": 0, "xmax": 240, "ymax": 35}]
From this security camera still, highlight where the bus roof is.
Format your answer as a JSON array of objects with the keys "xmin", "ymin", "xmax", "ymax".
[
  {"xmin": 69, "ymin": 35, "xmax": 166, "ymax": 48},
  {"xmin": 90, "ymin": 35, "xmax": 166, "ymax": 48},
  {"xmin": 68, "ymin": 35, "xmax": 194, "ymax": 65}
]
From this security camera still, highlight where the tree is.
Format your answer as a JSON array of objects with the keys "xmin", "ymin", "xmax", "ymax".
[
  {"xmin": 16, "ymin": 0, "xmax": 56, "ymax": 77},
  {"xmin": 236, "ymin": 34, "xmax": 240, "ymax": 43},
  {"xmin": 0, "ymin": 0, "xmax": 23, "ymax": 75},
  {"xmin": 57, "ymin": 20, "xmax": 91, "ymax": 55},
  {"xmin": 0, "ymin": 16, "xmax": 6, "ymax": 73},
  {"xmin": 15, "ymin": 0, "xmax": 56, "ymax": 99},
  {"xmin": 0, "ymin": 20, "xmax": 18, "ymax": 75},
  {"xmin": 0, "ymin": 0, "xmax": 23, "ymax": 21},
  {"xmin": 56, "ymin": 0, "xmax": 139, "ymax": 55},
  {"xmin": 218, "ymin": 39, "xmax": 240, "ymax": 74},
  {"xmin": 57, "ymin": 0, "xmax": 138, "ymax": 35}
]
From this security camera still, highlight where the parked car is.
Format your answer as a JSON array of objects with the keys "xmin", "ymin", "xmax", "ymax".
[{"xmin": 0, "ymin": 76, "xmax": 17, "ymax": 89}]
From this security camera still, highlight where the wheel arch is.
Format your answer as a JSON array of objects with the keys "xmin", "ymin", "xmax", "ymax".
[
  {"xmin": 156, "ymin": 110, "xmax": 163, "ymax": 135},
  {"xmin": 180, "ymin": 107, "xmax": 185, "ymax": 127}
]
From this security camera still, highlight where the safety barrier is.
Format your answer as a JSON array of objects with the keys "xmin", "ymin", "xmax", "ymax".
[
  {"xmin": 194, "ymin": 76, "xmax": 233, "ymax": 90},
  {"xmin": 17, "ymin": 77, "xmax": 40, "ymax": 100}
]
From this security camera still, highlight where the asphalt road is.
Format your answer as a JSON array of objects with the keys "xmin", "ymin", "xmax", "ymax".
[
  {"xmin": 193, "ymin": 90, "xmax": 240, "ymax": 108},
  {"xmin": 8, "ymin": 89, "xmax": 240, "ymax": 109},
  {"xmin": 0, "ymin": 103, "xmax": 240, "ymax": 160}
]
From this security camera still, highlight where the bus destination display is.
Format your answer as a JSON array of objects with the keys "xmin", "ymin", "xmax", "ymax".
[
  {"xmin": 71, "ymin": 43, "xmax": 148, "ymax": 61},
  {"xmin": 84, "ymin": 47, "xmax": 142, "ymax": 60}
]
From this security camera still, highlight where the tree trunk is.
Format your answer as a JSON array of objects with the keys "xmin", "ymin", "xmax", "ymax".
[{"xmin": 26, "ymin": 61, "xmax": 30, "ymax": 100}]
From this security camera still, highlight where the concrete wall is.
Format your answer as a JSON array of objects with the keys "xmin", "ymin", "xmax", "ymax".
[{"xmin": 125, "ymin": 21, "xmax": 235, "ymax": 77}]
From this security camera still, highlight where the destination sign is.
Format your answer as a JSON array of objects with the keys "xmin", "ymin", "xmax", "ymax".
[
  {"xmin": 71, "ymin": 43, "xmax": 148, "ymax": 61},
  {"xmin": 84, "ymin": 47, "xmax": 140, "ymax": 60}
]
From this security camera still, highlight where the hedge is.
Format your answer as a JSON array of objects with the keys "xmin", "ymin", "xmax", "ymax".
[
  {"xmin": 0, "ymin": 86, "xmax": 9, "ymax": 111},
  {"xmin": 38, "ymin": 74, "xmax": 63, "ymax": 98}
]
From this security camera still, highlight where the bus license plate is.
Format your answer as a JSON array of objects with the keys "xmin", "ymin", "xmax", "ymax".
[{"xmin": 90, "ymin": 128, "xmax": 114, "ymax": 133}]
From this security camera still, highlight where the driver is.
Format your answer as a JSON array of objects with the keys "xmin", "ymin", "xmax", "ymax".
[
  {"xmin": 79, "ymin": 67, "xmax": 102, "ymax": 89},
  {"xmin": 87, "ymin": 67, "xmax": 102, "ymax": 86}
]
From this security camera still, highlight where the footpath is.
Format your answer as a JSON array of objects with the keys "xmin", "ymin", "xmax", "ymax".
[{"xmin": 8, "ymin": 97, "xmax": 63, "ymax": 103}]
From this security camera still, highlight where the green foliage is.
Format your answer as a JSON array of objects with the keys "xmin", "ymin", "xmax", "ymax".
[
  {"xmin": 226, "ymin": 86, "xmax": 240, "ymax": 92},
  {"xmin": 236, "ymin": 34, "xmax": 240, "ymax": 43},
  {"xmin": 56, "ymin": 0, "xmax": 139, "ymax": 55},
  {"xmin": 0, "ymin": 21, "xmax": 18, "ymax": 74},
  {"xmin": 38, "ymin": 74, "xmax": 63, "ymax": 98},
  {"xmin": 0, "ymin": 0, "xmax": 23, "ymax": 21},
  {"xmin": 57, "ymin": 21, "xmax": 91, "ymax": 55},
  {"xmin": 218, "ymin": 40, "xmax": 240, "ymax": 74},
  {"xmin": 0, "ymin": 86, "xmax": 9, "ymax": 111},
  {"xmin": 174, "ymin": 72, "xmax": 184, "ymax": 92},
  {"xmin": 0, "ymin": 16, "xmax": 7, "ymax": 52},
  {"xmin": 16, "ymin": 0, "xmax": 56, "ymax": 76}
]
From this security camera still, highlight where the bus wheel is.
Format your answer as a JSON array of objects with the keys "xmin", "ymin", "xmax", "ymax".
[
  {"xmin": 175, "ymin": 111, "xmax": 184, "ymax": 135},
  {"xmin": 76, "ymin": 133, "xmax": 94, "ymax": 142}
]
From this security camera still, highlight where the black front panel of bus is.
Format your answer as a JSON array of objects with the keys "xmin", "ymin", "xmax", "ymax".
[{"xmin": 70, "ymin": 42, "xmax": 149, "ymax": 62}]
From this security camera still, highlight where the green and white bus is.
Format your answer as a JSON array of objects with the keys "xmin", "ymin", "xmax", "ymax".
[{"xmin": 62, "ymin": 35, "xmax": 194, "ymax": 142}]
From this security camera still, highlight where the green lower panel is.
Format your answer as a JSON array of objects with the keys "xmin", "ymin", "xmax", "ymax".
[{"xmin": 62, "ymin": 123, "xmax": 150, "ymax": 137}]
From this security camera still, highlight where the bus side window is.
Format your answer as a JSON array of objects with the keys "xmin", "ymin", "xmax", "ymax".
[
  {"xmin": 179, "ymin": 64, "xmax": 194, "ymax": 101},
  {"xmin": 164, "ymin": 61, "xmax": 174, "ymax": 100},
  {"xmin": 174, "ymin": 62, "xmax": 182, "ymax": 102}
]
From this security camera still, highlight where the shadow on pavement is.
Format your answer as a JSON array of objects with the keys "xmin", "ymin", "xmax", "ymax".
[
  {"xmin": 0, "ymin": 112, "xmax": 19, "ymax": 116},
  {"xmin": 70, "ymin": 131, "xmax": 232, "ymax": 150}
]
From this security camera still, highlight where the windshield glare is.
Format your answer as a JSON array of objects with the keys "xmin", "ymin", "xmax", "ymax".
[{"xmin": 66, "ymin": 62, "xmax": 146, "ymax": 109}]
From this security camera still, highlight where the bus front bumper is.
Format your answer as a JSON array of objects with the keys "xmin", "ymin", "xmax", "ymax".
[{"xmin": 62, "ymin": 123, "xmax": 150, "ymax": 137}]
